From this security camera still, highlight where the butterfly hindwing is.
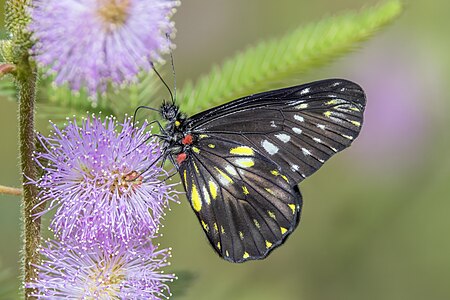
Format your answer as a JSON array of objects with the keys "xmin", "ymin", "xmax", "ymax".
[{"xmin": 179, "ymin": 137, "xmax": 302, "ymax": 263}]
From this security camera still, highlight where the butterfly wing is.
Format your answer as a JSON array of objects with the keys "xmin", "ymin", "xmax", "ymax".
[
  {"xmin": 179, "ymin": 139, "xmax": 302, "ymax": 263},
  {"xmin": 180, "ymin": 79, "xmax": 366, "ymax": 262},
  {"xmin": 189, "ymin": 79, "xmax": 366, "ymax": 183}
]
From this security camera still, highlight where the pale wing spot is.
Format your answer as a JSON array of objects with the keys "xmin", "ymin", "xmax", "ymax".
[
  {"xmin": 215, "ymin": 167, "xmax": 234, "ymax": 185},
  {"xmin": 291, "ymin": 164, "xmax": 299, "ymax": 172},
  {"xmin": 230, "ymin": 146, "xmax": 254, "ymax": 156},
  {"xmin": 326, "ymin": 99, "xmax": 339, "ymax": 105},
  {"xmin": 262, "ymin": 140, "xmax": 279, "ymax": 155},
  {"xmin": 239, "ymin": 231, "xmax": 244, "ymax": 240},
  {"xmin": 342, "ymin": 134, "xmax": 354, "ymax": 140},
  {"xmin": 225, "ymin": 165, "xmax": 238, "ymax": 176},
  {"xmin": 243, "ymin": 252, "xmax": 250, "ymax": 259},
  {"xmin": 300, "ymin": 87, "xmax": 310, "ymax": 95},
  {"xmin": 265, "ymin": 240, "xmax": 273, "ymax": 249},
  {"xmin": 225, "ymin": 250, "xmax": 229, "ymax": 257},
  {"xmin": 270, "ymin": 121, "xmax": 277, "ymax": 128},
  {"xmin": 235, "ymin": 158, "xmax": 254, "ymax": 168},
  {"xmin": 317, "ymin": 124, "xmax": 326, "ymax": 130},
  {"xmin": 265, "ymin": 188, "xmax": 274, "ymax": 195},
  {"xmin": 302, "ymin": 148, "xmax": 312, "ymax": 156},
  {"xmin": 191, "ymin": 184, "xmax": 202, "ymax": 212},
  {"xmin": 313, "ymin": 137, "xmax": 322, "ymax": 143},
  {"xmin": 280, "ymin": 227, "xmax": 288, "ymax": 235},
  {"xmin": 202, "ymin": 186, "xmax": 211, "ymax": 205},
  {"xmin": 294, "ymin": 115, "xmax": 305, "ymax": 122},
  {"xmin": 331, "ymin": 147, "xmax": 338, "ymax": 153},
  {"xmin": 275, "ymin": 133, "xmax": 291, "ymax": 143},
  {"xmin": 295, "ymin": 103, "xmax": 308, "ymax": 109},
  {"xmin": 209, "ymin": 181, "xmax": 218, "ymax": 199},
  {"xmin": 319, "ymin": 158, "xmax": 325, "ymax": 163},
  {"xmin": 292, "ymin": 127, "xmax": 302, "ymax": 135}
]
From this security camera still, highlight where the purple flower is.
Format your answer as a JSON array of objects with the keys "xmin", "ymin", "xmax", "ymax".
[
  {"xmin": 28, "ymin": 236, "xmax": 176, "ymax": 299},
  {"xmin": 29, "ymin": 0, "xmax": 180, "ymax": 95},
  {"xmin": 33, "ymin": 115, "xmax": 178, "ymax": 243}
]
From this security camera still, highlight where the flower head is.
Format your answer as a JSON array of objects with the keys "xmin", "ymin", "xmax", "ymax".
[
  {"xmin": 28, "ymin": 236, "xmax": 176, "ymax": 299},
  {"xmin": 33, "ymin": 115, "xmax": 178, "ymax": 243},
  {"xmin": 29, "ymin": 0, "xmax": 180, "ymax": 95}
]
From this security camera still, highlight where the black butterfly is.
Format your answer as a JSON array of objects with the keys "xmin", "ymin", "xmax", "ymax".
[{"xmin": 155, "ymin": 79, "xmax": 366, "ymax": 263}]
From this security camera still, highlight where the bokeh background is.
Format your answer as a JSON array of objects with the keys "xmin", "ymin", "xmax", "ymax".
[{"xmin": 1, "ymin": 0, "xmax": 449, "ymax": 299}]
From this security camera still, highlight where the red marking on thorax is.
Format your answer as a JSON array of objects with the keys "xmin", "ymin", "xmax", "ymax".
[
  {"xmin": 177, "ymin": 153, "xmax": 187, "ymax": 165},
  {"xmin": 182, "ymin": 134, "xmax": 193, "ymax": 145}
]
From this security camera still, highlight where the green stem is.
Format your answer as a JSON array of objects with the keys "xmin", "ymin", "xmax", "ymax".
[{"xmin": 16, "ymin": 55, "xmax": 41, "ymax": 300}]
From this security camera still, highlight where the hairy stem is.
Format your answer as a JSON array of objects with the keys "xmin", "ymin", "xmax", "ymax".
[
  {"xmin": 0, "ymin": 184, "xmax": 22, "ymax": 196},
  {"xmin": 16, "ymin": 55, "xmax": 41, "ymax": 299}
]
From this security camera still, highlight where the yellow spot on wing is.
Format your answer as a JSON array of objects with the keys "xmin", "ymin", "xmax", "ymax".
[
  {"xmin": 221, "ymin": 226, "xmax": 225, "ymax": 234},
  {"xmin": 230, "ymin": 146, "xmax": 254, "ymax": 156},
  {"xmin": 242, "ymin": 186, "xmax": 249, "ymax": 195},
  {"xmin": 236, "ymin": 158, "xmax": 254, "ymax": 168},
  {"xmin": 192, "ymin": 147, "xmax": 200, "ymax": 153},
  {"xmin": 350, "ymin": 120, "xmax": 361, "ymax": 127},
  {"xmin": 296, "ymin": 103, "xmax": 308, "ymax": 109},
  {"xmin": 271, "ymin": 170, "xmax": 289, "ymax": 183},
  {"xmin": 253, "ymin": 219, "xmax": 260, "ymax": 229},
  {"xmin": 271, "ymin": 170, "xmax": 280, "ymax": 176},
  {"xmin": 225, "ymin": 250, "xmax": 229, "ymax": 257},
  {"xmin": 191, "ymin": 184, "xmax": 202, "ymax": 212},
  {"xmin": 324, "ymin": 111, "xmax": 332, "ymax": 118},
  {"xmin": 214, "ymin": 223, "xmax": 218, "ymax": 232},
  {"xmin": 268, "ymin": 211, "xmax": 276, "ymax": 220},
  {"xmin": 201, "ymin": 220, "xmax": 209, "ymax": 231},
  {"xmin": 217, "ymin": 242, "xmax": 221, "ymax": 250},
  {"xmin": 215, "ymin": 167, "xmax": 234, "ymax": 184},
  {"xmin": 243, "ymin": 252, "xmax": 250, "ymax": 259},
  {"xmin": 175, "ymin": 120, "xmax": 181, "ymax": 127},
  {"xmin": 265, "ymin": 188, "xmax": 274, "ymax": 195},
  {"xmin": 326, "ymin": 99, "xmax": 339, "ymax": 105},
  {"xmin": 350, "ymin": 107, "xmax": 360, "ymax": 112},
  {"xmin": 288, "ymin": 204, "xmax": 296, "ymax": 214},
  {"xmin": 280, "ymin": 227, "xmax": 288, "ymax": 234},
  {"xmin": 193, "ymin": 162, "xmax": 199, "ymax": 173},
  {"xmin": 208, "ymin": 144, "xmax": 215, "ymax": 148},
  {"xmin": 265, "ymin": 240, "xmax": 273, "ymax": 249},
  {"xmin": 239, "ymin": 231, "xmax": 244, "ymax": 240},
  {"xmin": 209, "ymin": 181, "xmax": 217, "ymax": 199},
  {"xmin": 183, "ymin": 170, "xmax": 188, "ymax": 186},
  {"xmin": 199, "ymin": 134, "xmax": 209, "ymax": 139}
]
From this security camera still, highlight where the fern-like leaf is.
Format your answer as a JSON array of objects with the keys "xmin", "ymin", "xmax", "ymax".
[{"xmin": 178, "ymin": 0, "xmax": 402, "ymax": 114}]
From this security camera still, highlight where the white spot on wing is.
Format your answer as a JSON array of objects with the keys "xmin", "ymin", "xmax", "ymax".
[
  {"xmin": 300, "ymin": 88, "xmax": 310, "ymax": 95},
  {"xmin": 292, "ymin": 127, "xmax": 302, "ymax": 134},
  {"xmin": 295, "ymin": 103, "xmax": 308, "ymax": 109},
  {"xmin": 294, "ymin": 115, "xmax": 304, "ymax": 122},
  {"xmin": 291, "ymin": 164, "xmax": 299, "ymax": 172},
  {"xmin": 275, "ymin": 133, "xmax": 291, "ymax": 143},
  {"xmin": 317, "ymin": 124, "xmax": 326, "ymax": 130},
  {"xmin": 270, "ymin": 121, "xmax": 277, "ymax": 128},
  {"xmin": 225, "ymin": 165, "xmax": 237, "ymax": 176},
  {"xmin": 262, "ymin": 140, "xmax": 279, "ymax": 155},
  {"xmin": 302, "ymin": 148, "xmax": 311, "ymax": 156},
  {"xmin": 313, "ymin": 138, "xmax": 322, "ymax": 143}
]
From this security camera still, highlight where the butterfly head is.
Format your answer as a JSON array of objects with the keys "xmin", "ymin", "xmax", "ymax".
[{"xmin": 160, "ymin": 102, "xmax": 180, "ymax": 122}]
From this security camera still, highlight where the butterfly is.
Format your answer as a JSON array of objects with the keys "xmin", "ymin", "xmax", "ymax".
[{"xmin": 156, "ymin": 78, "xmax": 366, "ymax": 263}]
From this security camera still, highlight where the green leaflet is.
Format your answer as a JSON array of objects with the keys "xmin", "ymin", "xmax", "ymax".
[{"xmin": 178, "ymin": 0, "xmax": 402, "ymax": 115}]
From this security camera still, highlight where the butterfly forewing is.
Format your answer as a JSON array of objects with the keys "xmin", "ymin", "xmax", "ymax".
[
  {"xmin": 174, "ymin": 79, "xmax": 366, "ymax": 262},
  {"xmin": 189, "ymin": 79, "xmax": 366, "ymax": 183}
]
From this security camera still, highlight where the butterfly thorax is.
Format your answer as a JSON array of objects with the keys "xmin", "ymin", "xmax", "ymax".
[{"xmin": 160, "ymin": 103, "xmax": 195, "ymax": 165}]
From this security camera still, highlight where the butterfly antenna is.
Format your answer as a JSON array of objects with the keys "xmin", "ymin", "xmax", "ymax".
[
  {"xmin": 151, "ymin": 63, "xmax": 174, "ymax": 104},
  {"xmin": 167, "ymin": 34, "xmax": 177, "ymax": 104}
]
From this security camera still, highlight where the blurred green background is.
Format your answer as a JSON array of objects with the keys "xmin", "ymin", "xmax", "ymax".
[{"xmin": 1, "ymin": 0, "xmax": 449, "ymax": 299}]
